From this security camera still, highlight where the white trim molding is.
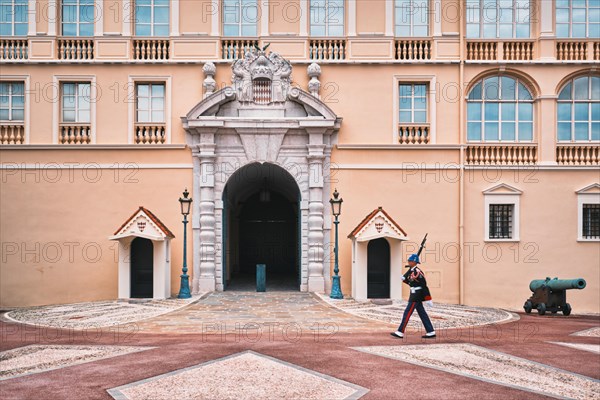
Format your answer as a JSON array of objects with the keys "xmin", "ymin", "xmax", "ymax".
[
  {"xmin": 123, "ymin": 0, "xmax": 132, "ymax": 36},
  {"xmin": 171, "ymin": 0, "xmax": 180, "ymax": 36},
  {"xmin": 94, "ymin": 0, "xmax": 104, "ymax": 36},
  {"xmin": 385, "ymin": 0, "xmax": 393, "ymax": 36},
  {"xmin": 299, "ymin": 0, "xmax": 308, "ymax": 36},
  {"xmin": 27, "ymin": 0, "xmax": 36, "ymax": 36},
  {"xmin": 48, "ymin": 0, "xmax": 57, "ymax": 36},
  {"xmin": 347, "ymin": 0, "xmax": 356, "ymax": 36},
  {"xmin": 392, "ymin": 74, "xmax": 437, "ymax": 144},
  {"xmin": 52, "ymin": 75, "xmax": 98, "ymax": 144},
  {"xmin": 260, "ymin": 0, "xmax": 269, "ymax": 36},
  {"xmin": 127, "ymin": 75, "xmax": 172, "ymax": 144},
  {"xmin": 483, "ymin": 184, "xmax": 522, "ymax": 242},
  {"xmin": 211, "ymin": 0, "xmax": 220, "ymax": 36},
  {"xmin": 576, "ymin": 184, "xmax": 600, "ymax": 242}
]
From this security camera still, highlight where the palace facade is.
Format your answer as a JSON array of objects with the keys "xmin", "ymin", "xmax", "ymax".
[{"xmin": 1, "ymin": 0, "xmax": 599, "ymax": 313}]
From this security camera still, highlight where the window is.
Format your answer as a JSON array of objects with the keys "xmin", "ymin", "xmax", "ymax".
[
  {"xmin": 556, "ymin": 0, "xmax": 600, "ymax": 38},
  {"xmin": 223, "ymin": 0, "xmax": 258, "ymax": 36},
  {"xmin": 489, "ymin": 204, "xmax": 514, "ymax": 239},
  {"xmin": 0, "ymin": 0, "xmax": 27, "ymax": 36},
  {"xmin": 0, "ymin": 82, "xmax": 24, "ymax": 121},
  {"xmin": 582, "ymin": 204, "xmax": 600, "ymax": 239},
  {"xmin": 61, "ymin": 83, "xmax": 91, "ymax": 123},
  {"xmin": 399, "ymin": 84, "xmax": 427, "ymax": 123},
  {"xmin": 557, "ymin": 76, "xmax": 600, "ymax": 142},
  {"xmin": 135, "ymin": 0, "xmax": 169, "ymax": 36},
  {"xmin": 466, "ymin": 0, "xmax": 530, "ymax": 38},
  {"xmin": 395, "ymin": 0, "xmax": 428, "ymax": 36},
  {"xmin": 62, "ymin": 0, "xmax": 94, "ymax": 36},
  {"xmin": 467, "ymin": 76, "xmax": 533, "ymax": 142},
  {"xmin": 310, "ymin": 0, "xmax": 344, "ymax": 36},
  {"xmin": 136, "ymin": 83, "xmax": 165, "ymax": 123}
]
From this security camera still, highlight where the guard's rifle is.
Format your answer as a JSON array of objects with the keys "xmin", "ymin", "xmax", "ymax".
[{"xmin": 405, "ymin": 233, "xmax": 428, "ymax": 268}]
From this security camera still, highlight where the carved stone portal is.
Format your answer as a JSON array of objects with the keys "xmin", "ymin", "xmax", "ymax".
[{"xmin": 183, "ymin": 50, "xmax": 342, "ymax": 294}]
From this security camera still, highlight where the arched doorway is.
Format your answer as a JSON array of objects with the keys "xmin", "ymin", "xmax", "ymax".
[
  {"xmin": 367, "ymin": 238, "xmax": 390, "ymax": 298},
  {"xmin": 223, "ymin": 163, "xmax": 300, "ymax": 291},
  {"xmin": 130, "ymin": 237, "xmax": 154, "ymax": 298}
]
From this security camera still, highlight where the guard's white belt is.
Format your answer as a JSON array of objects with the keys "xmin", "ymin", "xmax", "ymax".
[{"xmin": 410, "ymin": 286, "xmax": 422, "ymax": 293}]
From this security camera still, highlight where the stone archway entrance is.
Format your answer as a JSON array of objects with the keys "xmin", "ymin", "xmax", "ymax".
[
  {"xmin": 223, "ymin": 163, "xmax": 301, "ymax": 291},
  {"xmin": 182, "ymin": 49, "xmax": 342, "ymax": 294}
]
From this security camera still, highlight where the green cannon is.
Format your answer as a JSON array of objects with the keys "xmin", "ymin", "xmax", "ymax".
[{"xmin": 524, "ymin": 277, "xmax": 586, "ymax": 316}]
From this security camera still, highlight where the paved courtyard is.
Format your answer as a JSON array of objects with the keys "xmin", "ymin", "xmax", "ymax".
[{"xmin": 1, "ymin": 292, "xmax": 599, "ymax": 399}]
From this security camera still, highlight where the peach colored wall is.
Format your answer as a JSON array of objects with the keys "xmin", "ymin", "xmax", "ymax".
[
  {"xmin": 103, "ymin": 0, "xmax": 123, "ymax": 34},
  {"xmin": 356, "ymin": 0, "xmax": 385, "ymax": 34},
  {"xmin": 180, "ymin": 0, "xmax": 213, "ymax": 35},
  {"xmin": 269, "ymin": 0, "xmax": 300, "ymax": 34},
  {"xmin": 35, "ymin": 0, "xmax": 48, "ymax": 34}
]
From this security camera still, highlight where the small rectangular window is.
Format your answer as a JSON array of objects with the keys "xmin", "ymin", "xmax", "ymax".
[
  {"xmin": 395, "ymin": 0, "xmax": 429, "ymax": 37},
  {"xmin": 399, "ymin": 83, "xmax": 428, "ymax": 123},
  {"xmin": 466, "ymin": 0, "xmax": 530, "ymax": 39},
  {"xmin": 135, "ymin": 0, "xmax": 170, "ymax": 37},
  {"xmin": 61, "ymin": 82, "xmax": 91, "ymax": 123},
  {"xmin": 136, "ymin": 83, "xmax": 165, "ymax": 123},
  {"xmin": 222, "ymin": 0, "xmax": 258, "ymax": 37},
  {"xmin": 310, "ymin": 0, "xmax": 344, "ymax": 37},
  {"xmin": 0, "ymin": 81, "xmax": 25, "ymax": 121},
  {"xmin": 583, "ymin": 203, "xmax": 600, "ymax": 239},
  {"xmin": 0, "ymin": 0, "xmax": 28, "ymax": 36},
  {"xmin": 61, "ymin": 0, "xmax": 95, "ymax": 36},
  {"xmin": 489, "ymin": 204, "xmax": 513, "ymax": 239}
]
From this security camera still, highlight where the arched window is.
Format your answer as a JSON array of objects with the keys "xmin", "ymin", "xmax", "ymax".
[
  {"xmin": 467, "ymin": 76, "xmax": 533, "ymax": 142},
  {"xmin": 557, "ymin": 75, "xmax": 600, "ymax": 142}
]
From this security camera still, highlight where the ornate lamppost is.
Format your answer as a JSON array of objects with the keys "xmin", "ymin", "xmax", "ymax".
[
  {"xmin": 177, "ymin": 188, "xmax": 192, "ymax": 299},
  {"xmin": 330, "ymin": 189, "xmax": 344, "ymax": 299}
]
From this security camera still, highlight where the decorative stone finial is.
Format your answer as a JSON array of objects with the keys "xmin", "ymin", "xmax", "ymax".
[
  {"xmin": 203, "ymin": 62, "xmax": 216, "ymax": 98},
  {"xmin": 307, "ymin": 63, "xmax": 321, "ymax": 99}
]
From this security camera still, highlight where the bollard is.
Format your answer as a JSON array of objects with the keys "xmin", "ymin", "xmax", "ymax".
[{"xmin": 256, "ymin": 264, "xmax": 266, "ymax": 292}]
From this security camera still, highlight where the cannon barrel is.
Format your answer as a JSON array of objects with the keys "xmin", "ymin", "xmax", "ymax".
[{"xmin": 529, "ymin": 277, "xmax": 586, "ymax": 292}]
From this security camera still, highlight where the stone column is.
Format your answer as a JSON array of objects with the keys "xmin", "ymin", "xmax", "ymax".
[
  {"xmin": 306, "ymin": 130, "xmax": 327, "ymax": 293},
  {"xmin": 196, "ymin": 134, "xmax": 217, "ymax": 292}
]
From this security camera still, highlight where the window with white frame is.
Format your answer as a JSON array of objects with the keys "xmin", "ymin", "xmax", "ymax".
[
  {"xmin": 0, "ymin": 0, "xmax": 28, "ymax": 36},
  {"xmin": 466, "ymin": 0, "xmax": 530, "ymax": 38},
  {"xmin": 310, "ymin": 0, "xmax": 344, "ymax": 36},
  {"xmin": 135, "ymin": 0, "xmax": 169, "ymax": 36},
  {"xmin": 467, "ymin": 76, "xmax": 533, "ymax": 142},
  {"xmin": 556, "ymin": 0, "xmax": 600, "ymax": 38},
  {"xmin": 61, "ymin": 83, "xmax": 91, "ymax": 123},
  {"xmin": 577, "ymin": 184, "xmax": 600, "ymax": 241},
  {"xmin": 61, "ymin": 0, "xmax": 95, "ymax": 36},
  {"xmin": 399, "ymin": 83, "xmax": 427, "ymax": 123},
  {"xmin": 557, "ymin": 75, "xmax": 600, "ymax": 142},
  {"xmin": 484, "ymin": 185, "xmax": 521, "ymax": 241},
  {"xmin": 0, "ymin": 82, "xmax": 24, "ymax": 121},
  {"xmin": 395, "ymin": 0, "xmax": 428, "ymax": 37},
  {"xmin": 136, "ymin": 83, "xmax": 165, "ymax": 123},
  {"xmin": 223, "ymin": 0, "xmax": 258, "ymax": 36}
]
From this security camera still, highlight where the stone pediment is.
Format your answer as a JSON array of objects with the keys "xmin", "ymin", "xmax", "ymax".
[
  {"xmin": 109, "ymin": 207, "xmax": 175, "ymax": 241},
  {"xmin": 482, "ymin": 183, "xmax": 523, "ymax": 195},
  {"xmin": 348, "ymin": 207, "xmax": 409, "ymax": 242},
  {"xmin": 576, "ymin": 183, "xmax": 600, "ymax": 194}
]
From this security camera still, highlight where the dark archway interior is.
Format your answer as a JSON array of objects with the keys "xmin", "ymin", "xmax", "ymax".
[
  {"xmin": 367, "ymin": 238, "xmax": 390, "ymax": 298},
  {"xmin": 223, "ymin": 163, "xmax": 300, "ymax": 291},
  {"xmin": 130, "ymin": 237, "xmax": 153, "ymax": 298}
]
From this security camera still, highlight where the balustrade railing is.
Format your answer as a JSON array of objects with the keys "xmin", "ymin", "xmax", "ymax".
[
  {"xmin": 556, "ymin": 144, "xmax": 600, "ymax": 165},
  {"xmin": 502, "ymin": 41, "xmax": 534, "ymax": 61},
  {"xmin": 221, "ymin": 39, "xmax": 259, "ymax": 60},
  {"xmin": 466, "ymin": 144, "xmax": 537, "ymax": 165},
  {"xmin": 309, "ymin": 39, "xmax": 346, "ymax": 61},
  {"xmin": 133, "ymin": 39, "xmax": 170, "ymax": 60},
  {"xmin": 395, "ymin": 39, "xmax": 431, "ymax": 60},
  {"xmin": 0, "ymin": 123, "xmax": 25, "ymax": 144},
  {"xmin": 135, "ymin": 124, "xmax": 166, "ymax": 144},
  {"xmin": 58, "ymin": 38, "xmax": 94, "ymax": 60},
  {"xmin": 398, "ymin": 124, "xmax": 430, "ymax": 144},
  {"xmin": 60, "ymin": 124, "xmax": 91, "ymax": 144},
  {"xmin": 1, "ymin": 39, "xmax": 28, "ymax": 60}
]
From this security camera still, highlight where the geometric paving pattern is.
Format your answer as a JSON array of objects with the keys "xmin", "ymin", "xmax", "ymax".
[
  {"xmin": 3, "ymin": 296, "xmax": 203, "ymax": 329},
  {"xmin": 352, "ymin": 344, "xmax": 600, "ymax": 400},
  {"xmin": 107, "ymin": 351, "xmax": 369, "ymax": 400},
  {"xmin": 0, "ymin": 345, "xmax": 154, "ymax": 381},
  {"xmin": 550, "ymin": 342, "xmax": 600, "ymax": 354},
  {"xmin": 318, "ymin": 294, "xmax": 516, "ymax": 331},
  {"xmin": 572, "ymin": 327, "xmax": 600, "ymax": 337}
]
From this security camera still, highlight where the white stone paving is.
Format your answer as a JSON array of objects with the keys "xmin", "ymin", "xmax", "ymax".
[
  {"xmin": 550, "ymin": 341, "xmax": 600, "ymax": 354},
  {"xmin": 3, "ymin": 295, "xmax": 204, "ymax": 330},
  {"xmin": 0, "ymin": 345, "xmax": 154, "ymax": 381},
  {"xmin": 572, "ymin": 326, "xmax": 600, "ymax": 337},
  {"xmin": 107, "ymin": 351, "xmax": 368, "ymax": 400},
  {"xmin": 352, "ymin": 343, "xmax": 600, "ymax": 400},
  {"xmin": 317, "ymin": 294, "xmax": 516, "ymax": 330}
]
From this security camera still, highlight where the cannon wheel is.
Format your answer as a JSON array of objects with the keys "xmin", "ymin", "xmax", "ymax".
[
  {"xmin": 523, "ymin": 300, "xmax": 533, "ymax": 314},
  {"xmin": 537, "ymin": 303, "xmax": 546, "ymax": 316},
  {"xmin": 563, "ymin": 303, "xmax": 572, "ymax": 316}
]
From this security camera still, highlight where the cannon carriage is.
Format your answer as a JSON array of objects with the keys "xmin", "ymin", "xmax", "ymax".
[{"xmin": 523, "ymin": 277, "xmax": 586, "ymax": 316}]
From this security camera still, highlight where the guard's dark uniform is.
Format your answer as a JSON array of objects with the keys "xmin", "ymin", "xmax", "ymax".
[{"xmin": 397, "ymin": 266, "xmax": 434, "ymax": 334}]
